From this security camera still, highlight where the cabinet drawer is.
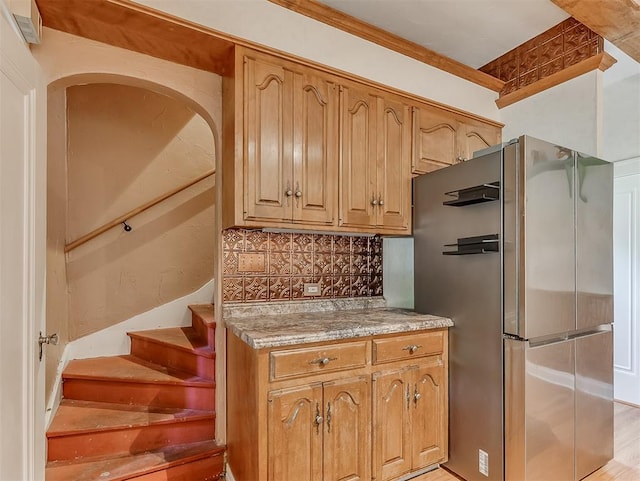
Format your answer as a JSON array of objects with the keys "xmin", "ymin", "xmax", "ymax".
[
  {"xmin": 373, "ymin": 330, "xmax": 444, "ymax": 364},
  {"xmin": 270, "ymin": 340, "xmax": 368, "ymax": 381}
]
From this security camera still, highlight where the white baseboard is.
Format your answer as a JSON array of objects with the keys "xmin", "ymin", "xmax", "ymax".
[{"xmin": 45, "ymin": 278, "xmax": 214, "ymax": 428}]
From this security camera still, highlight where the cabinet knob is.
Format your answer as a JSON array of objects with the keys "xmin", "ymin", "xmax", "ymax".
[
  {"xmin": 285, "ymin": 189, "xmax": 293, "ymax": 197},
  {"xmin": 414, "ymin": 392, "xmax": 422, "ymax": 403},
  {"xmin": 295, "ymin": 190, "xmax": 302, "ymax": 198},
  {"xmin": 371, "ymin": 199, "xmax": 379, "ymax": 206},
  {"xmin": 314, "ymin": 414, "xmax": 323, "ymax": 426},
  {"xmin": 456, "ymin": 156, "xmax": 466, "ymax": 162},
  {"xmin": 402, "ymin": 344, "xmax": 422, "ymax": 354},
  {"xmin": 378, "ymin": 198, "xmax": 384, "ymax": 206}
]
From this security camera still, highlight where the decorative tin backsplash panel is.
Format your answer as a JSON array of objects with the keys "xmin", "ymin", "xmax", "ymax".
[
  {"xmin": 222, "ymin": 229, "xmax": 383, "ymax": 303},
  {"xmin": 480, "ymin": 18, "xmax": 603, "ymax": 96}
]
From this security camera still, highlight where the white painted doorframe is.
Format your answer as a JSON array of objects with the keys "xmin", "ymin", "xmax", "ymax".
[
  {"xmin": 0, "ymin": 2, "xmax": 47, "ymax": 480},
  {"xmin": 613, "ymin": 157, "xmax": 640, "ymax": 406}
]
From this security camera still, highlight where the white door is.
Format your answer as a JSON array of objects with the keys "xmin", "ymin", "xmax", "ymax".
[
  {"xmin": 613, "ymin": 159, "xmax": 640, "ymax": 406},
  {"xmin": 0, "ymin": 4, "xmax": 46, "ymax": 480}
]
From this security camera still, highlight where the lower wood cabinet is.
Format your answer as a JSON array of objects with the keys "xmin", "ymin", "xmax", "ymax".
[
  {"xmin": 268, "ymin": 377, "xmax": 370, "ymax": 481},
  {"xmin": 227, "ymin": 329, "xmax": 448, "ymax": 481},
  {"xmin": 373, "ymin": 361, "xmax": 447, "ymax": 481}
]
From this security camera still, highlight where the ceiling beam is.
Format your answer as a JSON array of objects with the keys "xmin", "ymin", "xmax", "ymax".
[
  {"xmin": 551, "ymin": 0, "xmax": 640, "ymax": 62},
  {"xmin": 267, "ymin": 0, "xmax": 505, "ymax": 92}
]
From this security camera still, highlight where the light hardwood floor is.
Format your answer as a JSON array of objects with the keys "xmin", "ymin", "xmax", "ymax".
[{"xmin": 413, "ymin": 402, "xmax": 640, "ymax": 481}]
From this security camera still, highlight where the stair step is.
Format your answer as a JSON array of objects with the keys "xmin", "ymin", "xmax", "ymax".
[
  {"xmin": 47, "ymin": 400, "xmax": 216, "ymax": 462},
  {"xmin": 45, "ymin": 440, "xmax": 225, "ymax": 481},
  {"xmin": 63, "ymin": 355, "xmax": 215, "ymax": 410},
  {"xmin": 189, "ymin": 304, "xmax": 216, "ymax": 348},
  {"xmin": 128, "ymin": 327, "xmax": 215, "ymax": 379}
]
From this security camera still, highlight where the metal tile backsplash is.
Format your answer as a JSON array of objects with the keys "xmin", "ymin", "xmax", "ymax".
[{"xmin": 222, "ymin": 229, "xmax": 383, "ymax": 303}]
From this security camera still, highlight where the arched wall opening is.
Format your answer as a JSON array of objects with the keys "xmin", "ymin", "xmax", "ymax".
[{"xmin": 45, "ymin": 72, "xmax": 220, "ymax": 407}]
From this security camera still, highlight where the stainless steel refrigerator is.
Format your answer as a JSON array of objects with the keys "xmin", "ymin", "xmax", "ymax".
[{"xmin": 413, "ymin": 135, "xmax": 613, "ymax": 481}]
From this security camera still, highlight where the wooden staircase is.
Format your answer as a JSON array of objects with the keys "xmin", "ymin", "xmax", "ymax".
[{"xmin": 45, "ymin": 304, "xmax": 225, "ymax": 481}]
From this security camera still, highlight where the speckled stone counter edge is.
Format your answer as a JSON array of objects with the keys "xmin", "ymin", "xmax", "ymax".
[
  {"xmin": 225, "ymin": 304, "xmax": 453, "ymax": 349},
  {"xmin": 222, "ymin": 297, "xmax": 388, "ymax": 319}
]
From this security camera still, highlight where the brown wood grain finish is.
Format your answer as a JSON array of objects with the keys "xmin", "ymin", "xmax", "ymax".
[
  {"xmin": 269, "ymin": 340, "xmax": 368, "ymax": 381},
  {"xmin": 338, "ymin": 85, "xmax": 412, "ymax": 232},
  {"xmin": 412, "ymin": 361, "xmax": 448, "ymax": 469},
  {"xmin": 551, "ymin": 0, "xmax": 640, "ymax": 63},
  {"xmin": 225, "ymin": 47, "xmax": 501, "ymax": 234},
  {"xmin": 266, "ymin": 0, "xmax": 504, "ymax": 92},
  {"xmin": 373, "ymin": 330, "xmax": 444, "ymax": 364},
  {"xmin": 227, "ymin": 328, "xmax": 449, "ymax": 481},
  {"xmin": 267, "ymin": 384, "xmax": 323, "ymax": 481},
  {"xmin": 37, "ymin": 0, "xmax": 235, "ymax": 74},
  {"xmin": 294, "ymin": 71, "xmax": 338, "ymax": 225},
  {"xmin": 323, "ymin": 376, "xmax": 371, "ymax": 481},
  {"xmin": 411, "ymin": 106, "xmax": 502, "ymax": 174},
  {"xmin": 339, "ymin": 84, "xmax": 378, "ymax": 228},
  {"xmin": 377, "ymin": 96, "xmax": 412, "ymax": 230},
  {"xmin": 373, "ymin": 367, "xmax": 413, "ymax": 481}
]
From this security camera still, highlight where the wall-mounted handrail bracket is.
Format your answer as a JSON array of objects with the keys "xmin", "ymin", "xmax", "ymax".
[{"xmin": 64, "ymin": 169, "xmax": 214, "ymax": 253}]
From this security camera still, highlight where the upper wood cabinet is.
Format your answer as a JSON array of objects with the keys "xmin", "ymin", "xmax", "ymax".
[
  {"xmin": 339, "ymin": 84, "xmax": 412, "ymax": 233},
  {"xmin": 411, "ymin": 104, "xmax": 502, "ymax": 175},
  {"xmin": 223, "ymin": 46, "xmax": 501, "ymax": 233},
  {"xmin": 241, "ymin": 51, "xmax": 338, "ymax": 227}
]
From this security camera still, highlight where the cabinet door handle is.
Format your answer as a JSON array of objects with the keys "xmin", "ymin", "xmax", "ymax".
[
  {"xmin": 414, "ymin": 384, "xmax": 421, "ymax": 406},
  {"xmin": 378, "ymin": 197, "xmax": 384, "ymax": 206},
  {"xmin": 371, "ymin": 198, "xmax": 378, "ymax": 206},
  {"xmin": 309, "ymin": 356, "xmax": 337, "ymax": 366},
  {"xmin": 326, "ymin": 402, "xmax": 332, "ymax": 433},
  {"xmin": 285, "ymin": 189, "xmax": 293, "ymax": 197},
  {"xmin": 402, "ymin": 344, "xmax": 422, "ymax": 354},
  {"xmin": 314, "ymin": 403, "xmax": 323, "ymax": 434},
  {"xmin": 295, "ymin": 190, "xmax": 302, "ymax": 198}
]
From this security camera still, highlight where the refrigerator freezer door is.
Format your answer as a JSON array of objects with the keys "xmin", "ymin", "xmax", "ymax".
[
  {"xmin": 521, "ymin": 136, "xmax": 576, "ymax": 339},
  {"xmin": 575, "ymin": 329, "xmax": 614, "ymax": 479},
  {"xmin": 414, "ymin": 152, "xmax": 503, "ymax": 481},
  {"xmin": 505, "ymin": 337, "xmax": 575, "ymax": 481},
  {"xmin": 576, "ymin": 154, "xmax": 614, "ymax": 330}
]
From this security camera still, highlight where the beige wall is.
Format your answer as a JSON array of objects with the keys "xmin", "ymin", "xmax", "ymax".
[
  {"xmin": 32, "ymin": 28, "xmax": 222, "ymax": 401},
  {"xmin": 66, "ymin": 83, "xmax": 215, "ymax": 339}
]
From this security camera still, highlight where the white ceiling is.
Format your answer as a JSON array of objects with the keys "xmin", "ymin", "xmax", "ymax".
[{"xmin": 317, "ymin": 0, "xmax": 570, "ymax": 68}]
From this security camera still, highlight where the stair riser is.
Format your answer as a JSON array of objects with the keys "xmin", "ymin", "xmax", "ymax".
[
  {"xmin": 63, "ymin": 380, "xmax": 215, "ymax": 411},
  {"xmin": 130, "ymin": 339, "xmax": 215, "ymax": 380},
  {"xmin": 129, "ymin": 453, "xmax": 224, "ymax": 481},
  {"xmin": 192, "ymin": 313, "xmax": 215, "ymax": 348},
  {"xmin": 47, "ymin": 419, "xmax": 216, "ymax": 462}
]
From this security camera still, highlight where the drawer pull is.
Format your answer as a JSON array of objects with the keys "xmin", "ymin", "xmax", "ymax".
[
  {"xmin": 309, "ymin": 356, "xmax": 337, "ymax": 366},
  {"xmin": 402, "ymin": 345, "xmax": 422, "ymax": 354}
]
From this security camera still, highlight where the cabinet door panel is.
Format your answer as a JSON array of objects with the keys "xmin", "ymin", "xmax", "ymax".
[
  {"xmin": 372, "ymin": 368, "xmax": 412, "ymax": 481},
  {"xmin": 378, "ymin": 98, "xmax": 411, "ymax": 230},
  {"xmin": 323, "ymin": 376, "xmax": 371, "ymax": 481},
  {"xmin": 268, "ymin": 384, "xmax": 323, "ymax": 481},
  {"xmin": 412, "ymin": 362, "xmax": 447, "ymax": 469},
  {"xmin": 293, "ymin": 72, "xmax": 337, "ymax": 225},
  {"xmin": 339, "ymin": 85, "xmax": 376, "ymax": 228},
  {"xmin": 459, "ymin": 118, "xmax": 501, "ymax": 161},
  {"xmin": 412, "ymin": 106, "xmax": 460, "ymax": 174},
  {"xmin": 245, "ymin": 56, "xmax": 293, "ymax": 222}
]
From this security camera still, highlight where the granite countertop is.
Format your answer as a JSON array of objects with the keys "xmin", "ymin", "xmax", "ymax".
[{"xmin": 224, "ymin": 301, "xmax": 453, "ymax": 349}]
